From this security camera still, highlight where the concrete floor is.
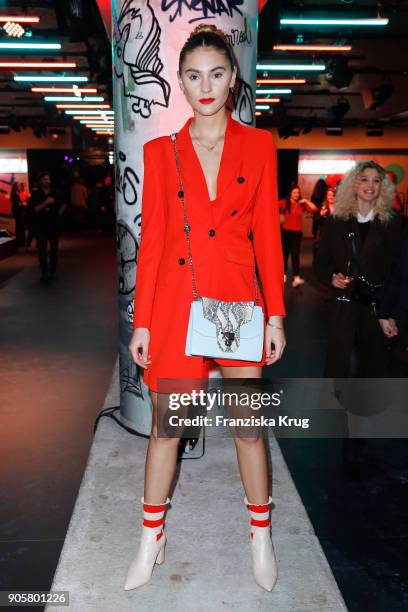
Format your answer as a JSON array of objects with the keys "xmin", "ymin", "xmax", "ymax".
[{"xmin": 0, "ymin": 232, "xmax": 118, "ymax": 603}]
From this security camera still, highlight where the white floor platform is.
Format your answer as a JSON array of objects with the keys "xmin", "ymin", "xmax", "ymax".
[{"xmin": 47, "ymin": 365, "xmax": 348, "ymax": 612}]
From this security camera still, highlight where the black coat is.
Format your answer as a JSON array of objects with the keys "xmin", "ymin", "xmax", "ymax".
[
  {"xmin": 28, "ymin": 188, "xmax": 63, "ymax": 230},
  {"xmin": 314, "ymin": 212, "xmax": 402, "ymax": 378},
  {"xmin": 314, "ymin": 213, "xmax": 402, "ymax": 297},
  {"xmin": 377, "ymin": 225, "xmax": 408, "ymax": 324}
]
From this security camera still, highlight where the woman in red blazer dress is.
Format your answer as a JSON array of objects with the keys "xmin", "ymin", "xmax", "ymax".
[{"xmin": 125, "ymin": 24, "xmax": 286, "ymax": 594}]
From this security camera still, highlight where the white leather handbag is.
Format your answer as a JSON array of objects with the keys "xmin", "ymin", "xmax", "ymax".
[{"xmin": 170, "ymin": 133, "xmax": 264, "ymax": 362}]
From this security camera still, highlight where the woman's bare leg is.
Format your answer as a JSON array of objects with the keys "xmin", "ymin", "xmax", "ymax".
[
  {"xmin": 219, "ymin": 365, "xmax": 269, "ymax": 504},
  {"xmin": 144, "ymin": 390, "xmax": 181, "ymax": 503}
]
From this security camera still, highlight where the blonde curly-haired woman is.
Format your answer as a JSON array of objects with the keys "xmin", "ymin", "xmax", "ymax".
[
  {"xmin": 314, "ymin": 161, "xmax": 401, "ymax": 478},
  {"xmin": 315, "ymin": 160, "xmax": 401, "ymax": 378}
]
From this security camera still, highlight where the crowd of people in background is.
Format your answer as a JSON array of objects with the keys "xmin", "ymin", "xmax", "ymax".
[
  {"xmin": 10, "ymin": 170, "xmax": 116, "ymax": 252},
  {"xmin": 9, "ymin": 169, "xmax": 115, "ymax": 284}
]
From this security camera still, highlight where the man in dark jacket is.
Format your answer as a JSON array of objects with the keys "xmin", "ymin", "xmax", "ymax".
[
  {"xmin": 28, "ymin": 172, "xmax": 67, "ymax": 282},
  {"xmin": 377, "ymin": 226, "xmax": 408, "ymax": 375}
]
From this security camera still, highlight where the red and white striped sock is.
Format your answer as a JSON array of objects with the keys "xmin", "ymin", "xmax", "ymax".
[
  {"xmin": 141, "ymin": 497, "xmax": 170, "ymax": 541},
  {"xmin": 244, "ymin": 495, "xmax": 272, "ymax": 540}
]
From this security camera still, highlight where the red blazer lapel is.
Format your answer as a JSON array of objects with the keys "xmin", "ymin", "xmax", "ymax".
[
  {"xmin": 174, "ymin": 116, "xmax": 206, "ymax": 205},
  {"xmin": 216, "ymin": 112, "xmax": 245, "ymax": 200},
  {"xmin": 174, "ymin": 112, "xmax": 245, "ymax": 204}
]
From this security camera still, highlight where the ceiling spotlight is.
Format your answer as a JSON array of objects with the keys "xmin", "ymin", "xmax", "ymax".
[
  {"xmin": 327, "ymin": 96, "xmax": 350, "ymax": 126},
  {"xmin": 49, "ymin": 128, "xmax": 66, "ymax": 137},
  {"xmin": 366, "ymin": 121, "xmax": 384, "ymax": 136},
  {"xmin": 10, "ymin": 115, "xmax": 21, "ymax": 132},
  {"xmin": 326, "ymin": 126, "xmax": 343, "ymax": 136},
  {"xmin": 302, "ymin": 115, "xmax": 318, "ymax": 135},
  {"xmin": 326, "ymin": 57, "xmax": 354, "ymax": 89},
  {"xmin": 32, "ymin": 124, "xmax": 44, "ymax": 138},
  {"xmin": 278, "ymin": 123, "xmax": 300, "ymax": 139}
]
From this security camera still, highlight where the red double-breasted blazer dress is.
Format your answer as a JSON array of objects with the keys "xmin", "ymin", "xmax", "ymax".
[{"xmin": 133, "ymin": 111, "xmax": 286, "ymax": 392}]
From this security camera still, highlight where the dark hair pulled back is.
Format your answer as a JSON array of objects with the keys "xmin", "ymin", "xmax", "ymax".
[{"xmin": 179, "ymin": 24, "xmax": 235, "ymax": 73}]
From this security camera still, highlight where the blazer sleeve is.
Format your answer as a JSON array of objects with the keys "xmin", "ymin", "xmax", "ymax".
[
  {"xmin": 133, "ymin": 141, "xmax": 167, "ymax": 329},
  {"xmin": 251, "ymin": 132, "xmax": 285, "ymax": 318}
]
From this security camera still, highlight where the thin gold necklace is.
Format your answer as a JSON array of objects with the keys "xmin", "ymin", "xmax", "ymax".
[{"xmin": 190, "ymin": 125, "xmax": 226, "ymax": 152}]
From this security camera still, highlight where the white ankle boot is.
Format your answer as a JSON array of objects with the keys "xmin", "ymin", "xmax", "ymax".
[
  {"xmin": 292, "ymin": 275, "xmax": 305, "ymax": 287},
  {"xmin": 245, "ymin": 495, "xmax": 278, "ymax": 592},
  {"xmin": 124, "ymin": 497, "xmax": 170, "ymax": 590}
]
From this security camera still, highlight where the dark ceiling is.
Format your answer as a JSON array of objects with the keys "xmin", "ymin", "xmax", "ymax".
[
  {"xmin": 258, "ymin": 0, "xmax": 408, "ymax": 130},
  {"xmin": 0, "ymin": 1, "xmax": 407, "ymax": 136},
  {"xmin": 0, "ymin": 0, "xmax": 111, "ymax": 140}
]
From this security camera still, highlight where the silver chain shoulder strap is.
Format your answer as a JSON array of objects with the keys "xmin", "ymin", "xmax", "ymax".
[
  {"xmin": 170, "ymin": 132, "xmax": 199, "ymax": 301},
  {"xmin": 170, "ymin": 132, "xmax": 258, "ymax": 305}
]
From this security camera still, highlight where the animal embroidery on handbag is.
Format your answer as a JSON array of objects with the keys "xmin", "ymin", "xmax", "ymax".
[{"xmin": 201, "ymin": 297, "xmax": 255, "ymax": 352}]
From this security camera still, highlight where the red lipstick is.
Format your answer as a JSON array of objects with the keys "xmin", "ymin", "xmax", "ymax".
[{"xmin": 199, "ymin": 98, "xmax": 215, "ymax": 104}]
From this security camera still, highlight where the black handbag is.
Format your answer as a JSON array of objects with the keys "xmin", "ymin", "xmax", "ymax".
[{"xmin": 337, "ymin": 230, "xmax": 383, "ymax": 317}]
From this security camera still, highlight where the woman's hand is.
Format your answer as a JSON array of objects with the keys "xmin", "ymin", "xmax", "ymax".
[
  {"xmin": 331, "ymin": 272, "xmax": 352, "ymax": 289},
  {"xmin": 379, "ymin": 318, "xmax": 398, "ymax": 338},
  {"xmin": 129, "ymin": 327, "xmax": 152, "ymax": 369},
  {"xmin": 265, "ymin": 319, "xmax": 286, "ymax": 365}
]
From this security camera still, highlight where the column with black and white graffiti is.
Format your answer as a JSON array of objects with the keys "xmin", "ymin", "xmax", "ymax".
[{"xmin": 113, "ymin": 0, "xmax": 259, "ymax": 433}]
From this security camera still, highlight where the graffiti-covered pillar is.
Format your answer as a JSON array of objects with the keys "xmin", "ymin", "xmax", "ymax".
[{"xmin": 113, "ymin": 0, "xmax": 259, "ymax": 434}]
